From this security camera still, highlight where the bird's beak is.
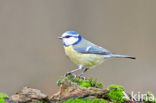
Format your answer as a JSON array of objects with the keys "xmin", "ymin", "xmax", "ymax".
[{"xmin": 58, "ymin": 36, "xmax": 63, "ymax": 39}]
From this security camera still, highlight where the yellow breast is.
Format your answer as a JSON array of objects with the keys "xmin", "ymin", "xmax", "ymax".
[{"xmin": 64, "ymin": 45, "xmax": 104, "ymax": 68}]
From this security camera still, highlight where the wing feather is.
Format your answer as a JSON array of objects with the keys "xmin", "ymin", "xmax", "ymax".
[
  {"xmin": 73, "ymin": 45, "xmax": 111, "ymax": 55},
  {"xmin": 72, "ymin": 38, "xmax": 112, "ymax": 55}
]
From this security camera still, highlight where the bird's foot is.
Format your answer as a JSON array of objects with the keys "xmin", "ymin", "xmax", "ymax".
[
  {"xmin": 64, "ymin": 72, "xmax": 76, "ymax": 78},
  {"xmin": 77, "ymin": 74, "xmax": 86, "ymax": 80}
]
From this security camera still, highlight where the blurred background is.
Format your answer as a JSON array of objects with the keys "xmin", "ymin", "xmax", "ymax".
[{"xmin": 0, "ymin": 0, "xmax": 156, "ymax": 96}]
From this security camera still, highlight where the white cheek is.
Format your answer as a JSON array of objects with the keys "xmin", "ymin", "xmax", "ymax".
[{"xmin": 63, "ymin": 37, "xmax": 78, "ymax": 46}]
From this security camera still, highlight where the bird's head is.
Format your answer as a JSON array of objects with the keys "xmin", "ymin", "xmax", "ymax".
[{"xmin": 59, "ymin": 31, "xmax": 82, "ymax": 46}]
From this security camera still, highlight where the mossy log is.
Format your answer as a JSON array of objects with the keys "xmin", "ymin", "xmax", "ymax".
[
  {"xmin": 50, "ymin": 79, "xmax": 109, "ymax": 101},
  {"xmin": 1, "ymin": 75, "xmax": 155, "ymax": 103}
]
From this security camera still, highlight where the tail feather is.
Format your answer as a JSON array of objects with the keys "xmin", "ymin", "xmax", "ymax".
[{"xmin": 110, "ymin": 54, "xmax": 136, "ymax": 59}]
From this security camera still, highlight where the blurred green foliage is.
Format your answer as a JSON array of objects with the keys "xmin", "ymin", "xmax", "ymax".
[{"xmin": 0, "ymin": 93, "xmax": 8, "ymax": 103}]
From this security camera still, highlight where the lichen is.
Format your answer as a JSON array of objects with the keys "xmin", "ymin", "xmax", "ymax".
[
  {"xmin": 106, "ymin": 84, "xmax": 128, "ymax": 103},
  {"xmin": 63, "ymin": 98, "xmax": 108, "ymax": 103},
  {"xmin": 57, "ymin": 75, "xmax": 103, "ymax": 88},
  {"xmin": 0, "ymin": 93, "xmax": 8, "ymax": 103}
]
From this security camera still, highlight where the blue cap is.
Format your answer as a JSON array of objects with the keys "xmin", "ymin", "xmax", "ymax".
[{"xmin": 65, "ymin": 30, "xmax": 78, "ymax": 35}]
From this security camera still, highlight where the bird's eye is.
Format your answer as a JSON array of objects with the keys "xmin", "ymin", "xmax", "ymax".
[{"xmin": 65, "ymin": 35, "xmax": 71, "ymax": 38}]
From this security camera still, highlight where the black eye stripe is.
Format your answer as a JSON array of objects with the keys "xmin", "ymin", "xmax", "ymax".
[
  {"xmin": 63, "ymin": 35, "xmax": 79, "ymax": 38},
  {"xmin": 65, "ymin": 35, "xmax": 71, "ymax": 38}
]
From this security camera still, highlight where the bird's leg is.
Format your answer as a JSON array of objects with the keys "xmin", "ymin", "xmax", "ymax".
[
  {"xmin": 78, "ymin": 68, "xmax": 89, "ymax": 79},
  {"xmin": 65, "ymin": 65, "xmax": 84, "ymax": 77}
]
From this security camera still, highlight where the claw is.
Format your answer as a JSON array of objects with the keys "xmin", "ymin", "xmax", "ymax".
[
  {"xmin": 64, "ymin": 72, "xmax": 71, "ymax": 77},
  {"xmin": 78, "ymin": 74, "xmax": 86, "ymax": 80},
  {"xmin": 64, "ymin": 72, "xmax": 76, "ymax": 78},
  {"xmin": 79, "ymin": 76, "xmax": 86, "ymax": 80}
]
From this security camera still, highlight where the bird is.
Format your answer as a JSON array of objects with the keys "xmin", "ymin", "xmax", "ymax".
[{"xmin": 59, "ymin": 30, "xmax": 135, "ymax": 78}]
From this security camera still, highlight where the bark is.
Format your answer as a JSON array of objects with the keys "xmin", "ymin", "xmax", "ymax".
[{"xmin": 7, "ymin": 79, "xmax": 140, "ymax": 103}]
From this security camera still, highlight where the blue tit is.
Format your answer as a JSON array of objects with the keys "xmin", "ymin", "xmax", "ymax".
[{"xmin": 59, "ymin": 30, "xmax": 135, "ymax": 78}]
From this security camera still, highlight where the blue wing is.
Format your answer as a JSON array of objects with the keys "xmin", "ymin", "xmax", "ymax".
[{"xmin": 73, "ymin": 45, "xmax": 111, "ymax": 55}]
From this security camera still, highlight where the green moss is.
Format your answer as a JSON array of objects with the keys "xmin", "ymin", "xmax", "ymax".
[
  {"xmin": 35, "ymin": 101, "xmax": 46, "ymax": 103},
  {"xmin": 144, "ymin": 92, "xmax": 156, "ymax": 103},
  {"xmin": 106, "ymin": 85, "xmax": 129, "ymax": 103},
  {"xmin": 35, "ymin": 101, "xmax": 43, "ymax": 103},
  {"xmin": 63, "ymin": 98, "xmax": 108, "ymax": 103},
  {"xmin": 57, "ymin": 76, "xmax": 64, "ymax": 87},
  {"xmin": 0, "ymin": 93, "xmax": 8, "ymax": 103},
  {"xmin": 57, "ymin": 75, "xmax": 103, "ymax": 88}
]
